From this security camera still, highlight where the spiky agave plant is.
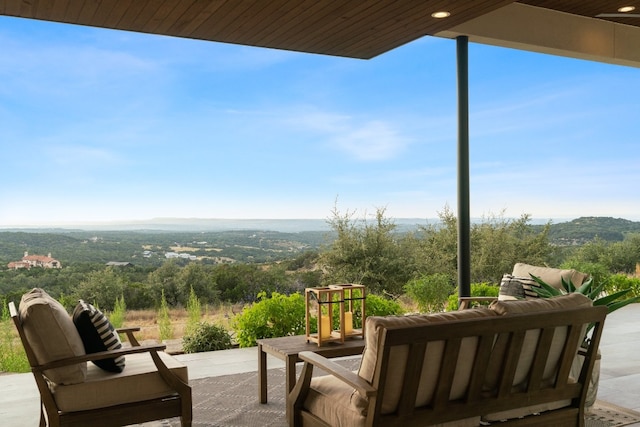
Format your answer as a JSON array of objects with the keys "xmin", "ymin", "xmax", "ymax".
[{"xmin": 531, "ymin": 274, "xmax": 640, "ymax": 344}]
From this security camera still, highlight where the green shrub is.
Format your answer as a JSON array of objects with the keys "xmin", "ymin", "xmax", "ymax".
[
  {"xmin": 404, "ymin": 273, "xmax": 455, "ymax": 313},
  {"xmin": 232, "ymin": 291, "xmax": 404, "ymax": 348},
  {"xmin": 233, "ymin": 292, "xmax": 306, "ymax": 348},
  {"xmin": 606, "ymin": 274, "xmax": 640, "ymax": 297},
  {"xmin": 158, "ymin": 290, "xmax": 173, "ymax": 341},
  {"xmin": 182, "ymin": 322, "xmax": 232, "ymax": 353},
  {"xmin": 445, "ymin": 282, "xmax": 499, "ymax": 311},
  {"xmin": 185, "ymin": 286, "xmax": 202, "ymax": 335},
  {"xmin": 109, "ymin": 295, "xmax": 126, "ymax": 329},
  {"xmin": 0, "ymin": 303, "xmax": 29, "ymax": 373},
  {"xmin": 365, "ymin": 293, "xmax": 404, "ymax": 317}
]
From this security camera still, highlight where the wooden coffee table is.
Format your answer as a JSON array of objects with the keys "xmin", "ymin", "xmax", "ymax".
[{"xmin": 257, "ymin": 335, "xmax": 365, "ymax": 404}]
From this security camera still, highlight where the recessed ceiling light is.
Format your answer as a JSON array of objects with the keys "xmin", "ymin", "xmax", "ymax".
[
  {"xmin": 431, "ymin": 11, "xmax": 451, "ymax": 19},
  {"xmin": 618, "ymin": 6, "xmax": 636, "ymax": 13}
]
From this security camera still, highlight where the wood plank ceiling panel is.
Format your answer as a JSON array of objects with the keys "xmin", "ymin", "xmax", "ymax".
[
  {"xmin": 48, "ymin": 0, "xmax": 71, "ymax": 22},
  {"xmin": 64, "ymin": 0, "xmax": 89, "ymax": 23},
  {"xmin": 152, "ymin": 0, "xmax": 200, "ymax": 34},
  {"xmin": 13, "ymin": 1, "xmax": 640, "ymax": 59},
  {"xmin": 188, "ymin": 0, "xmax": 259, "ymax": 42},
  {"xmin": 226, "ymin": 0, "xmax": 327, "ymax": 46},
  {"xmin": 240, "ymin": 0, "xmax": 335, "ymax": 48},
  {"xmin": 0, "ymin": 0, "xmax": 518, "ymax": 58},
  {"xmin": 327, "ymin": 0, "xmax": 516, "ymax": 59},
  {"xmin": 166, "ymin": 1, "xmax": 227, "ymax": 38}
]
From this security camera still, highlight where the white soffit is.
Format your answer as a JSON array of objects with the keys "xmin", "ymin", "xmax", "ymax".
[{"xmin": 436, "ymin": 3, "xmax": 640, "ymax": 68}]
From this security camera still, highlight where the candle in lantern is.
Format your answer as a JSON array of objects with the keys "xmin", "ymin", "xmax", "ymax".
[
  {"xmin": 345, "ymin": 311, "xmax": 353, "ymax": 334},
  {"xmin": 320, "ymin": 316, "xmax": 331, "ymax": 339}
]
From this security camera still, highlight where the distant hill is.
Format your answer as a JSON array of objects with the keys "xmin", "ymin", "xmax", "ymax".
[{"xmin": 546, "ymin": 217, "xmax": 640, "ymax": 244}]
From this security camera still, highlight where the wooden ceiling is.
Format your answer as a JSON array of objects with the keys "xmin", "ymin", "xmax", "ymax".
[{"xmin": 0, "ymin": 0, "xmax": 639, "ymax": 61}]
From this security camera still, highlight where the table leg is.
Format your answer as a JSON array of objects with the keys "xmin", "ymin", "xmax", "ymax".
[
  {"xmin": 258, "ymin": 343, "xmax": 267, "ymax": 403},
  {"xmin": 285, "ymin": 355, "xmax": 297, "ymax": 395},
  {"xmin": 285, "ymin": 355, "xmax": 298, "ymax": 421}
]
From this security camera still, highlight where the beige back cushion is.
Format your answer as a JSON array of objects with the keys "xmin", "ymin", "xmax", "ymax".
[
  {"xmin": 512, "ymin": 263, "xmax": 588, "ymax": 290},
  {"xmin": 356, "ymin": 308, "xmax": 497, "ymax": 414},
  {"xmin": 19, "ymin": 288, "xmax": 87, "ymax": 384},
  {"xmin": 486, "ymin": 293, "xmax": 592, "ymax": 387},
  {"xmin": 490, "ymin": 292, "xmax": 592, "ymax": 315}
]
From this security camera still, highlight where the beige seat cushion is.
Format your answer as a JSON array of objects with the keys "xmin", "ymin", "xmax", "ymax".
[
  {"xmin": 304, "ymin": 375, "xmax": 479, "ymax": 427},
  {"xmin": 356, "ymin": 308, "xmax": 498, "ymax": 414},
  {"xmin": 51, "ymin": 351, "xmax": 188, "ymax": 412},
  {"xmin": 512, "ymin": 263, "xmax": 588, "ymax": 290},
  {"xmin": 19, "ymin": 288, "xmax": 87, "ymax": 385},
  {"xmin": 303, "ymin": 375, "xmax": 365, "ymax": 427}
]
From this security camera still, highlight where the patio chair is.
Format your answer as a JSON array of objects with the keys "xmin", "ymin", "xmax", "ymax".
[
  {"xmin": 9, "ymin": 288, "xmax": 192, "ymax": 427},
  {"xmin": 458, "ymin": 263, "xmax": 590, "ymax": 309}
]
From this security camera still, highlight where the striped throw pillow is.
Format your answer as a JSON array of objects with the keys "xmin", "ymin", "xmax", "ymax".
[
  {"xmin": 73, "ymin": 300, "xmax": 125, "ymax": 373},
  {"xmin": 499, "ymin": 274, "xmax": 542, "ymax": 300}
]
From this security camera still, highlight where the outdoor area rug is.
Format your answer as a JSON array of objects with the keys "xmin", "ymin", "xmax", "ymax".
[{"xmin": 146, "ymin": 359, "xmax": 640, "ymax": 427}]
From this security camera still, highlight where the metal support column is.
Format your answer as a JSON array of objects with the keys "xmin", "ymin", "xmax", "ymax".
[{"xmin": 457, "ymin": 36, "xmax": 471, "ymax": 298}]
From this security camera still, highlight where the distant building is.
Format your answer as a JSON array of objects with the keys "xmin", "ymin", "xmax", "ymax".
[
  {"xmin": 165, "ymin": 252, "xmax": 197, "ymax": 261},
  {"xmin": 8, "ymin": 252, "xmax": 62, "ymax": 270},
  {"xmin": 106, "ymin": 261, "xmax": 133, "ymax": 267}
]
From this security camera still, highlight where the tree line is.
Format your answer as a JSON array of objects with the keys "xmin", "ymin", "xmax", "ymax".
[{"xmin": 2, "ymin": 207, "xmax": 640, "ymax": 311}]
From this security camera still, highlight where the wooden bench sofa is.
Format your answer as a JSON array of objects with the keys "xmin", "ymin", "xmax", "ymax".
[{"xmin": 288, "ymin": 293, "xmax": 606, "ymax": 427}]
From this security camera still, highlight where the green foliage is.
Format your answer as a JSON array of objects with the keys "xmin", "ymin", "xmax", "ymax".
[
  {"xmin": 559, "ymin": 261, "xmax": 611, "ymax": 289},
  {"xmin": 58, "ymin": 292, "xmax": 78, "ymax": 312},
  {"xmin": 185, "ymin": 286, "xmax": 202, "ymax": 335},
  {"xmin": 404, "ymin": 273, "xmax": 455, "ymax": 313},
  {"xmin": 445, "ymin": 283, "xmax": 499, "ymax": 311},
  {"xmin": 182, "ymin": 322, "xmax": 232, "ymax": 353},
  {"xmin": 158, "ymin": 290, "xmax": 174, "ymax": 341},
  {"xmin": 210, "ymin": 263, "xmax": 294, "ymax": 303},
  {"xmin": 77, "ymin": 267, "xmax": 126, "ymax": 311},
  {"xmin": 546, "ymin": 217, "xmax": 640, "ymax": 244},
  {"xmin": 365, "ymin": 293, "xmax": 404, "ymax": 317},
  {"xmin": 1, "ymin": 213, "xmax": 638, "ymax": 318},
  {"xmin": 0, "ymin": 302, "xmax": 29, "ymax": 373},
  {"xmin": 563, "ymin": 234, "xmax": 640, "ymax": 275},
  {"xmin": 531, "ymin": 275, "xmax": 640, "ymax": 336},
  {"xmin": 148, "ymin": 261, "xmax": 182, "ymax": 307},
  {"xmin": 233, "ymin": 292, "xmax": 306, "ymax": 348},
  {"xmin": 178, "ymin": 263, "xmax": 219, "ymax": 305},
  {"xmin": 320, "ymin": 206, "xmax": 413, "ymax": 295},
  {"xmin": 109, "ymin": 295, "xmax": 126, "ymax": 329},
  {"xmin": 413, "ymin": 207, "xmax": 554, "ymax": 285},
  {"xmin": 607, "ymin": 274, "xmax": 640, "ymax": 297}
]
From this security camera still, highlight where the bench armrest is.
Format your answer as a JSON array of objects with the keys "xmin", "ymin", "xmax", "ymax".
[{"xmin": 298, "ymin": 351, "xmax": 375, "ymax": 398}]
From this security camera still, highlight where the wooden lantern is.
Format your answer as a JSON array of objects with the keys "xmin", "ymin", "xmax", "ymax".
[{"xmin": 305, "ymin": 284, "xmax": 366, "ymax": 346}]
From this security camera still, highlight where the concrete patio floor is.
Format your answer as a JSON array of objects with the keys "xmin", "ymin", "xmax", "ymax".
[{"xmin": 2, "ymin": 303, "xmax": 640, "ymax": 426}]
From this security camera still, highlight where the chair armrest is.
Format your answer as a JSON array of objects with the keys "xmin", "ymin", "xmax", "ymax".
[
  {"xmin": 117, "ymin": 327, "xmax": 142, "ymax": 346},
  {"xmin": 299, "ymin": 351, "xmax": 375, "ymax": 397},
  {"xmin": 116, "ymin": 327, "xmax": 140, "ymax": 333},
  {"xmin": 458, "ymin": 296, "xmax": 497, "ymax": 310},
  {"xmin": 36, "ymin": 344, "xmax": 167, "ymax": 371}
]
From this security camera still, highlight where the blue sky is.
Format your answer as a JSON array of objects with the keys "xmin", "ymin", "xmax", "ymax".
[{"xmin": 1, "ymin": 16, "xmax": 639, "ymax": 227}]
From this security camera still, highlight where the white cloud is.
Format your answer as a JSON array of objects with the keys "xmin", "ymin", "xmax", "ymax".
[
  {"xmin": 280, "ymin": 108, "xmax": 410, "ymax": 161},
  {"xmin": 329, "ymin": 120, "xmax": 409, "ymax": 161},
  {"xmin": 45, "ymin": 145, "xmax": 122, "ymax": 167}
]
